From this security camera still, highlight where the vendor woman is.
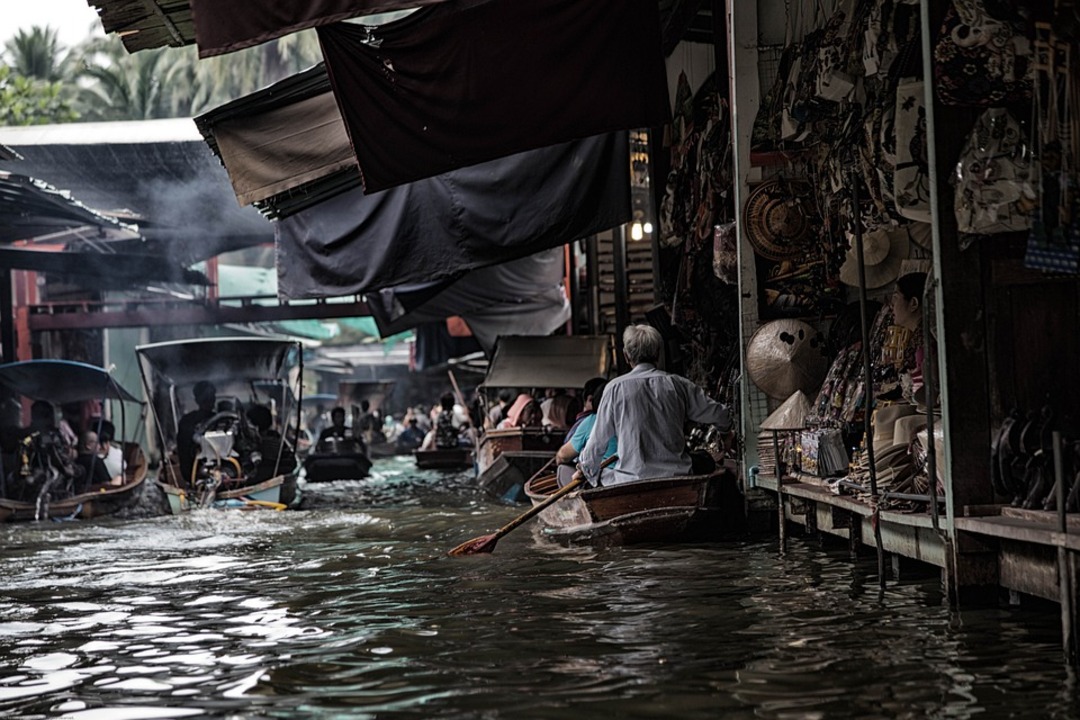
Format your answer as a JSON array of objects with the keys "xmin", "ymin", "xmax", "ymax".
[{"xmin": 888, "ymin": 271, "xmax": 930, "ymax": 404}]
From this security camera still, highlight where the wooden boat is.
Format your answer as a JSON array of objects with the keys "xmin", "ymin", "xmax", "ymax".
[
  {"xmin": 138, "ymin": 337, "xmax": 304, "ymax": 513},
  {"xmin": 523, "ymin": 463, "xmax": 745, "ymax": 547},
  {"xmin": 0, "ymin": 442, "xmax": 149, "ymax": 522},
  {"xmin": 0, "ymin": 360, "xmax": 151, "ymax": 523},
  {"xmin": 303, "ymin": 449, "xmax": 373, "ymax": 482},
  {"xmin": 476, "ymin": 334, "xmax": 615, "ymax": 502},
  {"xmin": 476, "ymin": 428, "xmax": 563, "ymax": 501},
  {"xmin": 415, "ymin": 446, "xmax": 475, "ymax": 470}
]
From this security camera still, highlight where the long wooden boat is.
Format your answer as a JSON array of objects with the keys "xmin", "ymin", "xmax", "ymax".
[
  {"xmin": 476, "ymin": 428, "xmax": 563, "ymax": 502},
  {"xmin": 138, "ymin": 337, "xmax": 305, "ymax": 514},
  {"xmin": 302, "ymin": 451, "xmax": 373, "ymax": 482},
  {"xmin": 415, "ymin": 447, "xmax": 475, "ymax": 470},
  {"xmin": 0, "ymin": 442, "xmax": 149, "ymax": 522},
  {"xmin": 523, "ymin": 465, "xmax": 744, "ymax": 547}
]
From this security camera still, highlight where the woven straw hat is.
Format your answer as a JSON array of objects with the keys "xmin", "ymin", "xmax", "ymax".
[
  {"xmin": 746, "ymin": 319, "xmax": 829, "ymax": 400},
  {"xmin": 839, "ymin": 227, "xmax": 910, "ymax": 289},
  {"xmin": 760, "ymin": 390, "xmax": 812, "ymax": 431},
  {"xmin": 744, "ymin": 180, "xmax": 816, "ymax": 261}
]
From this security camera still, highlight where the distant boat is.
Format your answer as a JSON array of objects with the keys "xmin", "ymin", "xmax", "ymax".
[
  {"xmin": 476, "ymin": 334, "xmax": 614, "ymax": 502},
  {"xmin": 415, "ymin": 446, "xmax": 474, "ymax": 470},
  {"xmin": 0, "ymin": 360, "xmax": 149, "ymax": 522},
  {"xmin": 137, "ymin": 337, "xmax": 303, "ymax": 513},
  {"xmin": 523, "ymin": 464, "xmax": 744, "ymax": 547}
]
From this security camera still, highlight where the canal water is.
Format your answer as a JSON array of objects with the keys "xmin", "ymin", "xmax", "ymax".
[{"xmin": 1, "ymin": 456, "xmax": 1076, "ymax": 719}]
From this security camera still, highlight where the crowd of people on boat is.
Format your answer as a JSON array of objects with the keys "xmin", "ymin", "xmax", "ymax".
[{"xmin": 0, "ymin": 399, "xmax": 127, "ymax": 502}]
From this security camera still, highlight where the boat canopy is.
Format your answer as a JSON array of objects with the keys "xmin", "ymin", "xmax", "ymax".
[
  {"xmin": 0, "ymin": 360, "xmax": 141, "ymax": 404},
  {"xmin": 481, "ymin": 335, "xmax": 614, "ymax": 390},
  {"xmin": 136, "ymin": 337, "xmax": 300, "ymax": 387}
]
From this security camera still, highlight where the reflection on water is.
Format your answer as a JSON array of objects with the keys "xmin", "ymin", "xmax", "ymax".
[{"xmin": 0, "ymin": 456, "xmax": 1076, "ymax": 719}]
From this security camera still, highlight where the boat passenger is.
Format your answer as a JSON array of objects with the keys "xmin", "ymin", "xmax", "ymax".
[
  {"xmin": 95, "ymin": 419, "xmax": 126, "ymax": 479},
  {"xmin": 554, "ymin": 379, "xmax": 616, "ymax": 487},
  {"xmin": 317, "ymin": 406, "xmax": 363, "ymax": 454},
  {"xmin": 542, "ymin": 394, "xmax": 581, "ymax": 433},
  {"xmin": 498, "ymin": 393, "xmax": 542, "ymax": 430},
  {"xmin": 177, "ymin": 381, "xmax": 217, "ymax": 486},
  {"xmin": 396, "ymin": 417, "xmax": 426, "ymax": 451},
  {"xmin": 578, "ymin": 324, "xmax": 732, "ymax": 487},
  {"xmin": 486, "ymin": 389, "xmax": 512, "ymax": 429},
  {"xmin": 432, "ymin": 393, "xmax": 462, "ymax": 449},
  {"xmin": 75, "ymin": 430, "xmax": 118, "ymax": 491}
]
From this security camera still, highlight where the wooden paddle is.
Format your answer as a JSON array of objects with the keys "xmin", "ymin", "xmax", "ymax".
[{"xmin": 448, "ymin": 455, "xmax": 616, "ymax": 556}]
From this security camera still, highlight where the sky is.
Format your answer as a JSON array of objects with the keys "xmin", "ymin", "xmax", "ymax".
[{"xmin": 2, "ymin": 0, "xmax": 103, "ymax": 49}]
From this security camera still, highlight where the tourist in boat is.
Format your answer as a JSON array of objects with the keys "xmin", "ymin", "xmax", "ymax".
[
  {"xmin": 396, "ymin": 417, "xmax": 426, "ymax": 451},
  {"xmin": 316, "ymin": 406, "xmax": 363, "ymax": 454},
  {"xmin": 429, "ymin": 393, "xmax": 462, "ymax": 450},
  {"xmin": 486, "ymin": 389, "xmax": 512, "ymax": 429},
  {"xmin": 542, "ymin": 393, "xmax": 581, "ymax": 433},
  {"xmin": 75, "ymin": 430, "xmax": 119, "ymax": 491},
  {"xmin": 95, "ymin": 419, "xmax": 126, "ymax": 479},
  {"xmin": 578, "ymin": 324, "xmax": 732, "ymax": 486},
  {"xmin": 177, "ymin": 381, "xmax": 217, "ymax": 486},
  {"xmin": 554, "ymin": 378, "xmax": 617, "ymax": 487},
  {"xmin": 497, "ymin": 393, "xmax": 542, "ymax": 430}
]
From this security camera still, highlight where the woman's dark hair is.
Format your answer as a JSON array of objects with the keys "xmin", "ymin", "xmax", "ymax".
[
  {"xmin": 583, "ymin": 377, "xmax": 608, "ymax": 410},
  {"xmin": 440, "ymin": 392, "xmax": 456, "ymax": 411},
  {"xmin": 895, "ymin": 272, "xmax": 927, "ymax": 302}
]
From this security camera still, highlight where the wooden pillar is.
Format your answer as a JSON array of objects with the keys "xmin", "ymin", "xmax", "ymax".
[
  {"xmin": 0, "ymin": 269, "xmax": 13, "ymax": 363},
  {"xmin": 613, "ymin": 225, "xmax": 631, "ymax": 373}
]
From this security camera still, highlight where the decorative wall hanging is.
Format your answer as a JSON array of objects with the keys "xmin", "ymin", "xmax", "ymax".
[{"xmin": 744, "ymin": 180, "xmax": 817, "ymax": 261}]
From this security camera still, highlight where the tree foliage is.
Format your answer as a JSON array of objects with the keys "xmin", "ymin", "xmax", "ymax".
[
  {"xmin": 0, "ymin": 65, "xmax": 78, "ymax": 125},
  {"xmin": 1, "ymin": 25, "xmax": 324, "ymax": 125}
]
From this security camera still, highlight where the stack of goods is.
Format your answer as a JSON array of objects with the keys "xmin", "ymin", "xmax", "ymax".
[{"xmin": 847, "ymin": 404, "xmax": 929, "ymax": 511}]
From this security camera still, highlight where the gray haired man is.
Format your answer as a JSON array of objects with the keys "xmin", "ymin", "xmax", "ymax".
[{"xmin": 578, "ymin": 324, "xmax": 732, "ymax": 486}]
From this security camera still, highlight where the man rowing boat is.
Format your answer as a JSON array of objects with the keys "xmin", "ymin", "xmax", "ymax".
[{"xmin": 578, "ymin": 324, "xmax": 732, "ymax": 487}]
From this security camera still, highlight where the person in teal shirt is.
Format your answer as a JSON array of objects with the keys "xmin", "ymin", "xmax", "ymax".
[{"xmin": 554, "ymin": 378, "xmax": 616, "ymax": 487}]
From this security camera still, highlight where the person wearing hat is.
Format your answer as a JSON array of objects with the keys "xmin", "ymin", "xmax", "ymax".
[{"xmin": 578, "ymin": 324, "xmax": 732, "ymax": 487}]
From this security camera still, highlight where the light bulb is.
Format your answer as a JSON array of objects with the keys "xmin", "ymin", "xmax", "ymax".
[{"xmin": 630, "ymin": 222, "xmax": 644, "ymax": 241}]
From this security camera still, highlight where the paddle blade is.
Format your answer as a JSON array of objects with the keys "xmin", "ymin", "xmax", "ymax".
[{"xmin": 447, "ymin": 533, "xmax": 499, "ymax": 557}]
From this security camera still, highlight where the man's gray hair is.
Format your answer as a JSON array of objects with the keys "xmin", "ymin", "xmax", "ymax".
[{"xmin": 622, "ymin": 324, "xmax": 663, "ymax": 365}]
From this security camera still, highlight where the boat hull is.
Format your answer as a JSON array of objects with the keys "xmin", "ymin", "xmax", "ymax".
[
  {"xmin": 0, "ymin": 443, "xmax": 150, "ymax": 523},
  {"xmin": 303, "ymin": 452, "xmax": 373, "ymax": 482},
  {"xmin": 159, "ymin": 472, "xmax": 298, "ymax": 514},
  {"xmin": 415, "ymin": 447, "xmax": 474, "ymax": 470},
  {"xmin": 525, "ymin": 468, "xmax": 744, "ymax": 547}
]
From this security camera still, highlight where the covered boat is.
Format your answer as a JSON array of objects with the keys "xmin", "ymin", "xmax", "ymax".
[
  {"xmin": 137, "ymin": 337, "xmax": 303, "ymax": 512},
  {"xmin": 477, "ymin": 334, "xmax": 613, "ymax": 502},
  {"xmin": 0, "ymin": 360, "xmax": 149, "ymax": 522},
  {"xmin": 522, "ymin": 463, "xmax": 744, "ymax": 547}
]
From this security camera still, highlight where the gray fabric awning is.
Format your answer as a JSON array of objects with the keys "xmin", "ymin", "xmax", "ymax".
[
  {"xmin": 137, "ymin": 337, "xmax": 300, "ymax": 388},
  {"xmin": 481, "ymin": 335, "xmax": 614, "ymax": 390}
]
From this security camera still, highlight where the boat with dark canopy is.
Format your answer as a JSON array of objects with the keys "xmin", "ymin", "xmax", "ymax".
[
  {"xmin": 477, "ymin": 335, "xmax": 613, "ymax": 502},
  {"xmin": 0, "ymin": 360, "xmax": 148, "ymax": 522},
  {"xmin": 137, "ymin": 337, "xmax": 303, "ymax": 512}
]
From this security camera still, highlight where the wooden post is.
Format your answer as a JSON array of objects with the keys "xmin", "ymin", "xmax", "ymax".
[
  {"xmin": 0, "ymin": 269, "xmax": 13, "ymax": 362},
  {"xmin": 1054, "ymin": 432, "xmax": 1077, "ymax": 664},
  {"xmin": 613, "ymin": 224, "xmax": 631, "ymax": 373}
]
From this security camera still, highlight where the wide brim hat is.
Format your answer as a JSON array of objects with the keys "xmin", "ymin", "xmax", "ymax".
[
  {"xmin": 747, "ymin": 319, "xmax": 829, "ymax": 400},
  {"xmin": 839, "ymin": 226, "xmax": 910, "ymax": 289},
  {"xmin": 744, "ymin": 180, "xmax": 816, "ymax": 262},
  {"xmin": 907, "ymin": 221, "xmax": 933, "ymax": 250},
  {"xmin": 872, "ymin": 403, "xmax": 919, "ymax": 455},
  {"xmin": 761, "ymin": 390, "xmax": 812, "ymax": 431}
]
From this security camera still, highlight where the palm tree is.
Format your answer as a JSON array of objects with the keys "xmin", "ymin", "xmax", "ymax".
[{"xmin": 2, "ymin": 26, "xmax": 72, "ymax": 82}]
